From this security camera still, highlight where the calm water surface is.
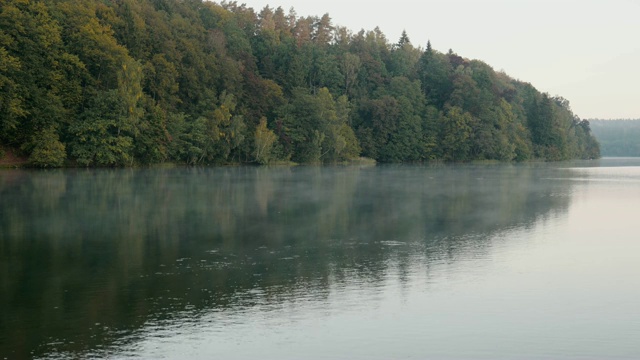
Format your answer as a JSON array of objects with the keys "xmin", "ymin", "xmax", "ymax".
[{"xmin": 1, "ymin": 159, "xmax": 640, "ymax": 359}]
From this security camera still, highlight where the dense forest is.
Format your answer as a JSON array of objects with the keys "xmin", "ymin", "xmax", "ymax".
[
  {"xmin": 589, "ymin": 119, "xmax": 640, "ymax": 157},
  {"xmin": 0, "ymin": 0, "xmax": 600, "ymax": 167}
]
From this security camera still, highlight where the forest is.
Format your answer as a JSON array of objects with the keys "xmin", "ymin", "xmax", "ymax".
[
  {"xmin": 0, "ymin": 0, "xmax": 600, "ymax": 167},
  {"xmin": 589, "ymin": 119, "xmax": 640, "ymax": 157}
]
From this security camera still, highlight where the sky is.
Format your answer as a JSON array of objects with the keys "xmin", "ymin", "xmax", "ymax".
[{"xmin": 235, "ymin": 0, "xmax": 640, "ymax": 119}]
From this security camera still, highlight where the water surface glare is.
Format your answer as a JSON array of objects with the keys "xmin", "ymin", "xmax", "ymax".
[{"xmin": 1, "ymin": 159, "xmax": 640, "ymax": 359}]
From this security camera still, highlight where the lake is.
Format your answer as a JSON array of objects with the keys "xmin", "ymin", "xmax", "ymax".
[{"xmin": 1, "ymin": 158, "xmax": 640, "ymax": 359}]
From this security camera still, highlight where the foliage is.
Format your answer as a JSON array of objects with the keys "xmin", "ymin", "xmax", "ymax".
[
  {"xmin": 25, "ymin": 126, "xmax": 66, "ymax": 167},
  {"xmin": 0, "ymin": 0, "xmax": 599, "ymax": 166},
  {"xmin": 254, "ymin": 117, "xmax": 277, "ymax": 164},
  {"xmin": 68, "ymin": 90, "xmax": 134, "ymax": 166}
]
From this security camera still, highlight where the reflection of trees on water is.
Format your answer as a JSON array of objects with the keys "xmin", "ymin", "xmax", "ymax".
[{"xmin": 0, "ymin": 164, "xmax": 572, "ymax": 358}]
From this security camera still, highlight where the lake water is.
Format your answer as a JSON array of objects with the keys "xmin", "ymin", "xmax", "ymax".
[{"xmin": 1, "ymin": 159, "xmax": 640, "ymax": 359}]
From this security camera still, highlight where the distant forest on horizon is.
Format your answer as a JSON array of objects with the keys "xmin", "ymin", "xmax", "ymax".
[
  {"xmin": 0, "ymin": 0, "xmax": 600, "ymax": 167},
  {"xmin": 590, "ymin": 119, "xmax": 640, "ymax": 157}
]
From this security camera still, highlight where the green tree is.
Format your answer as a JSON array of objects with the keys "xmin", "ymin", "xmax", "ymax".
[
  {"xmin": 355, "ymin": 96, "xmax": 399, "ymax": 160},
  {"xmin": 176, "ymin": 92, "xmax": 247, "ymax": 164},
  {"xmin": 0, "ymin": 42, "xmax": 24, "ymax": 142},
  {"xmin": 389, "ymin": 31, "xmax": 420, "ymax": 78},
  {"xmin": 117, "ymin": 57, "xmax": 144, "ymax": 136},
  {"xmin": 143, "ymin": 54, "xmax": 180, "ymax": 107},
  {"xmin": 340, "ymin": 53, "xmax": 360, "ymax": 97},
  {"xmin": 254, "ymin": 117, "xmax": 278, "ymax": 164},
  {"xmin": 69, "ymin": 90, "xmax": 134, "ymax": 166},
  {"xmin": 439, "ymin": 106, "xmax": 473, "ymax": 161},
  {"xmin": 417, "ymin": 43, "xmax": 453, "ymax": 108},
  {"xmin": 382, "ymin": 77, "xmax": 426, "ymax": 161},
  {"xmin": 279, "ymin": 87, "xmax": 358, "ymax": 163},
  {"xmin": 0, "ymin": 0, "xmax": 83, "ymax": 166},
  {"xmin": 25, "ymin": 126, "xmax": 66, "ymax": 167},
  {"xmin": 134, "ymin": 97, "xmax": 172, "ymax": 164}
]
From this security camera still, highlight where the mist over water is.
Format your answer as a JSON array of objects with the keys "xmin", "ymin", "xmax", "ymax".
[{"xmin": 1, "ymin": 160, "xmax": 640, "ymax": 359}]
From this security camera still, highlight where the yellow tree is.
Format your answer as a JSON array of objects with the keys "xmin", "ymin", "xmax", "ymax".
[{"xmin": 254, "ymin": 117, "xmax": 277, "ymax": 164}]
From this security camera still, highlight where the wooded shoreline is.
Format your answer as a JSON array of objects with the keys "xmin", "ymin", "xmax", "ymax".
[{"xmin": 0, "ymin": 0, "xmax": 600, "ymax": 167}]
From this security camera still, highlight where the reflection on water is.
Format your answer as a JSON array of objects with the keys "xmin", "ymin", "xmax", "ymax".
[{"xmin": 1, "ymin": 161, "xmax": 639, "ymax": 359}]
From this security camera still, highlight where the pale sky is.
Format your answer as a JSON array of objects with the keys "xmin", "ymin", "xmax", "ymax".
[{"xmin": 235, "ymin": 0, "xmax": 640, "ymax": 119}]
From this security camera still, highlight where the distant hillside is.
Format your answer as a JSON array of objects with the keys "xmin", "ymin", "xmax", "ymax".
[{"xmin": 589, "ymin": 120, "xmax": 640, "ymax": 157}]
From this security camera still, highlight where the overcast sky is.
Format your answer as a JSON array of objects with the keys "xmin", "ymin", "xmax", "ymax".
[{"xmin": 236, "ymin": 0, "xmax": 639, "ymax": 119}]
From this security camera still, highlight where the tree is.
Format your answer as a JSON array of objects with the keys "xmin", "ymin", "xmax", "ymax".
[
  {"xmin": 186, "ymin": 92, "xmax": 246, "ymax": 164},
  {"xmin": 313, "ymin": 14, "xmax": 333, "ymax": 45},
  {"xmin": 69, "ymin": 90, "xmax": 135, "ymax": 166},
  {"xmin": 355, "ymin": 96, "xmax": 399, "ymax": 160},
  {"xmin": 0, "ymin": 44, "xmax": 24, "ymax": 143},
  {"xmin": 340, "ymin": 53, "xmax": 360, "ymax": 97},
  {"xmin": 26, "ymin": 126, "xmax": 67, "ymax": 167},
  {"xmin": 254, "ymin": 117, "xmax": 277, "ymax": 164},
  {"xmin": 417, "ymin": 45, "xmax": 453, "ymax": 108},
  {"xmin": 382, "ymin": 77, "xmax": 426, "ymax": 161},
  {"xmin": 0, "ymin": 0, "xmax": 83, "ymax": 166},
  {"xmin": 439, "ymin": 106, "xmax": 473, "ymax": 161},
  {"xmin": 143, "ymin": 54, "xmax": 180, "ymax": 107},
  {"xmin": 133, "ymin": 96, "xmax": 173, "ymax": 164},
  {"xmin": 398, "ymin": 30, "xmax": 410, "ymax": 46},
  {"xmin": 279, "ymin": 87, "xmax": 359, "ymax": 163},
  {"xmin": 117, "ymin": 57, "xmax": 144, "ymax": 136},
  {"xmin": 389, "ymin": 31, "xmax": 420, "ymax": 78},
  {"xmin": 0, "ymin": 0, "xmax": 600, "ymax": 165}
]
